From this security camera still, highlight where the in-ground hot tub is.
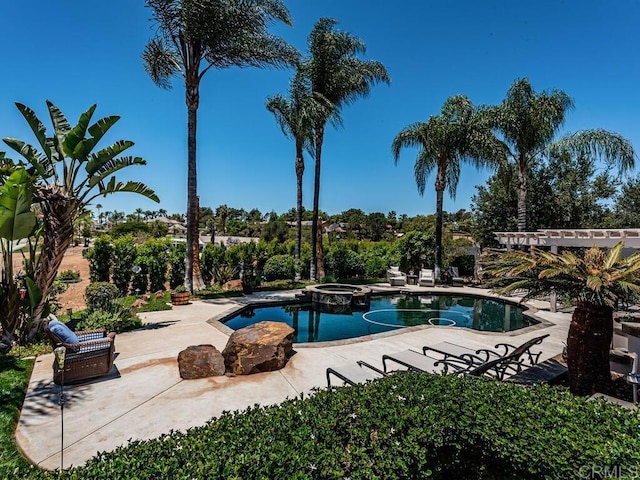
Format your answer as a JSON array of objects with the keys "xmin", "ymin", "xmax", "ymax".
[{"xmin": 301, "ymin": 283, "xmax": 372, "ymax": 311}]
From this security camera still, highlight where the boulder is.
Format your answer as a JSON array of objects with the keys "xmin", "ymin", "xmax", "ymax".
[
  {"xmin": 131, "ymin": 298, "xmax": 147, "ymax": 308},
  {"xmin": 222, "ymin": 279, "xmax": 243, "ymax": 291},
  {"xmin": 178, "ymin": 344, "xmax": 226, "ymax": 379},
  {"xmin": 222, "ymin": 321, "xmax": 295, "ymax": 375}
]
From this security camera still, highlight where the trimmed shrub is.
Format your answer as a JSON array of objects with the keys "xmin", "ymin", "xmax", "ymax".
[
  {"xmin": 168, "ymin": 243, "xmax": 186, "ymax": 290},
  {"xmin": 30, "ymin": 373, "xmax": 640, "ymax": 479},
  {"xmin": 112, "ymin": 235, "xmax": 137, "ymax": 295},
  {"xmin": 86, "ymin": 235, "xmax": 113, "ymax": 282},
  {"xmin": 201, "ymin": 241, "xmax": 226, "ymax": 285},
  {"xmin": 325, "ymin": 244, "xmax": 365, "ymax": 279},
  {"xmin": 56, "ymin": 270, "xmax": 81, "ymax": 283},
  {"xmin": 263, "ymin": 254, "xmax": 295, "ymax": 281},
  {"xmin": 85, "ymin": 282, "xmax": 119, "ymax": 311}
]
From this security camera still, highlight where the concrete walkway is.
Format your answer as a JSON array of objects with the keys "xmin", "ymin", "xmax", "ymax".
[{"xmin": 16, "ymin": 287, "xmax": 571, "ymax": 470}]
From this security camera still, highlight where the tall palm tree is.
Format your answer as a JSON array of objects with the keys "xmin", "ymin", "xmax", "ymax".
[
  {"xmin": 302, "ymin": 18, "xmax": 390, "ymax": 280},
  {"xmin": 392, "ymin": 96, "xmax": 506, "ymax": 278},
  {"xmin": 3, "ymin": 101, "xmax": 158, "ymax": 320},
  {"xmin": 143, "ymin": 0, "xmax": 298, "ymax": 292},
  {"xmin": 491, "ymin": 78, "xmax": 574, "ymax": 232},
  {"xmin": 135, "ymin": 207, "xmax": 144, "ymax": 222},
  {"xmin": 483, "ymin": 243, "xmax": 640, "ymax": 396},
  {"xmin": 96, "ymin": 203, "xmax": 103, "ymax": 224},
  {"xmin": 266, "ymin": 69, "xmax": 335, "ymax": 270}
]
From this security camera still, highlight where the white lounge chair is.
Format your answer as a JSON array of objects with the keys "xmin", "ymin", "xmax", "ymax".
[
  {"xmin": 418, "ymin": 268, "xmax": 434, "ymax": 287},
  {"xmin": 386, "ymin": 266, "xmax": 407, "ymax": 286}
]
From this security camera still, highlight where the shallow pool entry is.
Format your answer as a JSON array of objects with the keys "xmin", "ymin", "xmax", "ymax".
[{"xmin": 223, "ymin": 294, "xmax": 537, "ymax": 344}]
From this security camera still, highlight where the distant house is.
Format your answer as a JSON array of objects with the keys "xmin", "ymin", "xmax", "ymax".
[{"xmin": 146, "ymin": 216, "xmax": 186, "ymax": 235}]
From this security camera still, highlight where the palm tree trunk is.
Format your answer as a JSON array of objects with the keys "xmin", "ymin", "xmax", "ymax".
[
  {"xmin": 185, "ymin": 79, "xmax": 199, "ymax": 293},
  {"xmin": 566, "ymin": 301, "xmax": 613, "ymax": 396},
  {"xmin": 317, "ymin": 218, "xmax": 325, "ymax": 279},
  {"xmin": 434, "ymin": 165, "xmax": 445, "ymax": 280},
  {"xmin": 517, "ymin": 157, "xmax": 527, "ymax": 233},
  {"xmin": 294, "ymin": 141, "xmax": 304, "ymax": 265},
  {"xmin": 191, "ymin": 195, "xmax": 205, "ymax": 291},
  {"xmin": 310, "ymin": 125, "xmax": 324, "ymax": 281},
  {"xmin": 33, "ymin": 188, "xmax": 79, "ymax": 322}
]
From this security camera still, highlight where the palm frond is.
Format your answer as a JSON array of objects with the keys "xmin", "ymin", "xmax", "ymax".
[
  {"xmin": 63, "ymin": 105, "xmax": 97, "ymax": 158},
  {"xmin": 87, "ymin": 156, "xmax": 147, "ymax": 189},
  {"xmin": 14, "ymin": 103, "xmax": 50, "ymax": 162},
  {"xmin": 143, "ymin": 37, "xmax": 181, "ymax": 89},
  {"xmin": 95, "ymin": 178, "xmax": 159, "ymax": 203},
  {"xmin": 85, "ymin": 141, "xmax": 135, "ymax": 176},
  {"xmin": 46, "ymin": 101, "xmax": 71, "ymax": 160}
]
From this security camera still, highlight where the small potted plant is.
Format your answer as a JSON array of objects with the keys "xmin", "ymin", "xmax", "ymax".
[{"xmin": 170, "ymin": 285, "xmax": 190, "ymax": 305}]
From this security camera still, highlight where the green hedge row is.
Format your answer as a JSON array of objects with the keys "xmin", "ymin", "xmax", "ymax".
[{"xmin": 24, "ymin": 373, "xmax": 640, "ymax": 479}]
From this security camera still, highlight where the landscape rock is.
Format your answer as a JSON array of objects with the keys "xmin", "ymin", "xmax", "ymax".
[
  {"xmin": 222, "ymin": 279, "xmax": 243, "ymax": 291},
  {"xmin": 222, "ymin": 321, "xmax": 295, "ymax": 375},
  {"xmin": 178, "ymin": 344, "xmax": 226, "ymax": 379},
  {"xmin": 132, "ymin": 298, "xmax": 147, "ymax": 308}
]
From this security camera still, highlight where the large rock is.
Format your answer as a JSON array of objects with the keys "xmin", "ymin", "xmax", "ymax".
[
  {"xmin": 222, "ymin": 321, "xmax": 295, "ymax": 375},
  {"xmin": 178, "ymin": 344, "xmax": 226, "ymax": 379}
]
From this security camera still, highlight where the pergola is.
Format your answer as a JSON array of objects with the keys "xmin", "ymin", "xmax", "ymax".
[
  {"xmin": 493, "ymin": 229, "xmax": 640, "ymax": 311},
  {"xmin": 494, "ymin": 229, "xmax": 640, "ymax": 250}
]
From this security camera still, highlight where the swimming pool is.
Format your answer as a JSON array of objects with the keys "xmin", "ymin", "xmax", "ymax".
[{"xmin": 222, "ymin": 294, "xmax": 537, "ymax": 343}]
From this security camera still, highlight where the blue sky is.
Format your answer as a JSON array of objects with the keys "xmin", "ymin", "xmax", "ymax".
[{"xmin": 1, "ymin": 1, "xmax": 639, "ymax": 219}]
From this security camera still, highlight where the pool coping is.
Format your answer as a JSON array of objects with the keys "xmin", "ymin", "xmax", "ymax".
[{"xmin": 205, "ymin": 286, "xmax": 554, "ymax": 348}]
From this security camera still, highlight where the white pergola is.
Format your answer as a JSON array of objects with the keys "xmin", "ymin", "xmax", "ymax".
[
  {"xmin": 493, "ymin": 229, "xmax": 640, "ymax": 311},
  {"xmin": 495, "ymin": 229, "xmax": 640, "ymax": 250}
]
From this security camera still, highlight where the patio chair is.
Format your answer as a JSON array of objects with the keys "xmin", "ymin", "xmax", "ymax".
[
  {"xmin": 418, "ymin": 268, "xmax": 434, "ymax": 287},
  {"xmin": 381, "ymin": 348, "xmax": 515, "ymax": 380},
  {"xmin": 422, "ymin": 334, "xmax": 549, "ymax": 369},
  {"xmin": 45, "ymin": 319, "xmax": 116, "ymax": 385},
  {"xmin": 386, "ymin": 266, "xmax": 407, "ymax": 286},
  {"xmin": 326, "ymin": 360, "xmax": 386, "ymax": 387},
  {"xmin": 445, "ymin": 266, "xmax": 464, "ymax": 286}
]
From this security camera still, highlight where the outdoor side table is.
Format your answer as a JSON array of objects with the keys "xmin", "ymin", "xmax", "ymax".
[{"xmin": 406, "ymin": 274, "xmax": 418, "ymax": 285}]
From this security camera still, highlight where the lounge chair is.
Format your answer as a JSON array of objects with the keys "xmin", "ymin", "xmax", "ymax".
[
  {"xmin": 45, "ymin": 320, "xmax": 116, "ymax": 385},
  {"xmin": 422, "ymin": 334, "xmax": 549, "ymax": 368},
  {"xmin": 326, "ymin": 360, "xmax": 386, "ymax": 387},
  {"xmin": 418, "ymin": 268, "xmax": 434, "ymax": 287},
  {"xmin": 381, "ymin": 348, "xmax": 514, "ymax": 380},
  {"xmin": 386, "ymin": 266, "xmax": 407, "ymax": 286},
  {"xmin": 445, "ymin": 266, "xmax": 464, "ymax": 286}
]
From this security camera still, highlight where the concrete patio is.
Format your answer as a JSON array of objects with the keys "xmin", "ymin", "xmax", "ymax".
[{"xmin": 15, "ymin": 286, "xmax": 571, "ymax": 470}]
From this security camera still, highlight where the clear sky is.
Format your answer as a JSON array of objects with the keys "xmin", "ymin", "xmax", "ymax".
[{"xmin": 1, "ymin": 1, "xmax": 639, "ymax": 219}]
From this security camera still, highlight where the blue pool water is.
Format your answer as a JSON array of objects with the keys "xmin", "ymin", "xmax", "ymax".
[{"xmin": 223, "ymin": 294, "xmax": 536, "ymax": 343}]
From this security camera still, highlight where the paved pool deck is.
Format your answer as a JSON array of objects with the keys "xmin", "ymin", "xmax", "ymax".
[{"xmin": 15, "ymin": 286, "xmax": 571, "ymax": 470}]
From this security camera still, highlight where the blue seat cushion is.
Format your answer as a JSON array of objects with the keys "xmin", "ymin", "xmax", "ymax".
[{"xmin": 48, "ymin": 319, "xmax": 79, "ymax": 345}]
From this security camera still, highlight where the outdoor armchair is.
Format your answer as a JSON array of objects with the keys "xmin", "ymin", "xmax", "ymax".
[
  {"xmin": 45, "ymin": 321, "xmax": 116, "ymax": 385},
  {"xmin": 386, "ymin": 266, "xmax": 407, "ymax": 286},
  {"xmin": 418, "ymin": 268, "xmax": 435, "ymax": 287}
]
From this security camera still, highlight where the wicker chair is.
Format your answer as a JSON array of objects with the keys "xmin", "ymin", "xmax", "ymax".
[{"xmin": 44, "ymin": 323, "xmax": 116, "ymax": 385}]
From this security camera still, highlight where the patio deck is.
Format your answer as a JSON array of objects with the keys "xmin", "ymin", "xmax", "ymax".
[{"xmin": 15, "ymin": 286, "xmax": 571, "ymax": 470}]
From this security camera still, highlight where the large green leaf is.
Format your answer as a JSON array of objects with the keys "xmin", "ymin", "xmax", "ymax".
[
  {"xmin": 63, "ymin": 104, "xmax": 97, "ymax": 158},
  {"xmin": 46, "ymin": 101, "xmax": 71, "ymax": 160},
  {"xmin": 14, "ymin": 103, "xmax": 51, "ymax": 162},
  {"xmin": 0, "ymin": 168, "xmax": 37, "ymax": 240},
  {"xmin": 97, "ymin": 177, "xmax": 159, "ymax": 203},
  {"xmin": 85, "ymin": 141, "xmax": 135, "ymax": 176}
]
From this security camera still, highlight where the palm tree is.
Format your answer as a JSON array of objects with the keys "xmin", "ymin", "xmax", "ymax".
[
  {"xmin": 484, "ymin": 243, "xmax": 640, "ymax": 396},
  {"xmin": 3, "ymin": 101, "xmax": 158, "ymax": 320},
  {"xmin": 135, "ymin": 207, "xmax": 144, "ymax": 222},
  {"xmin": 491, "ymin": 78, "xmax": 574, "ymax": 232},
  {"xmin": 96, "ymin": 203, "xmax": 103, "ymax": 224},
  {"xmin": 492, "ymin": 78, "xmax": 636, "ymax": 232},
  {"xmin": 302, "ymin": 18, "xmax": 390, "ymax": 280},
  {"xmin": 392, "ymin": 96, "xmax": 506, "ymax": 278},
  {"xmin": 142, "ymin": 0, "xmax": 298, "ymax": 292},
  {"xmin": 266, "ymin": 69, "xmax": 334, "ymax": 271}
]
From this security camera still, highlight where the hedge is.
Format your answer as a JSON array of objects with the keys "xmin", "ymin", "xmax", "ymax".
[{"xmin": 23, "ymin": 373, "xmax": 640, "ymax": 479}]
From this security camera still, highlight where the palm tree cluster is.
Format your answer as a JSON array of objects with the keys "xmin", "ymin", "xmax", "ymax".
[{"xmin": 266, "ymin": 18, "xmax": 390, "ymax": 280}]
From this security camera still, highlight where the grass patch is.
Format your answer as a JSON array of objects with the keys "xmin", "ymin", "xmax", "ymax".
[{"xmin": 0, "ymin": 355, "xmax": 36, "ymax": 478}]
